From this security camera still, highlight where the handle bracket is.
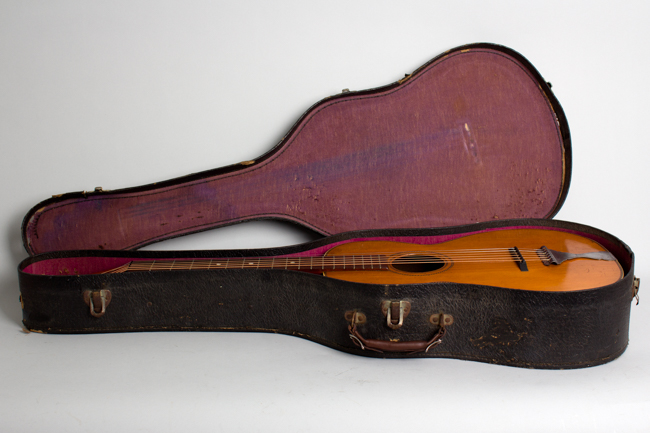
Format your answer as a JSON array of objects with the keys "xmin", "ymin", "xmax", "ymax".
[{"xmin": 347, "ymin": 311, "xmax": 451, "ymax": 354}]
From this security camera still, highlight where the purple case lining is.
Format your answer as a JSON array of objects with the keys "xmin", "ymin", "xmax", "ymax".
[{"xmin": 22, "ymin": 44, "xmax": 570, "ymax": 255}]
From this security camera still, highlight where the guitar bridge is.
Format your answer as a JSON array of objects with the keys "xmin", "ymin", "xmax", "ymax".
[{"xmin": 510, "ymin": 247, "xmax": 528, "ymax": 272}]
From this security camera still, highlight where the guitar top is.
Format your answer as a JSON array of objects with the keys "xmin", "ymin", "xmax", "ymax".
[{"xmin": 324, "ymin": 229, "xmax": 621, "ymax": 291}]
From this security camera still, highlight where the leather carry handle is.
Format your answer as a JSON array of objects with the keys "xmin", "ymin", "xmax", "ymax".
[{"xmin": 347, "ymin": 311, "xmax": 447, "ymax": 354}]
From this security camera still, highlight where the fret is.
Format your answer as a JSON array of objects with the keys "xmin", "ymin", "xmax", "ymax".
[
  {"xmin": 148, "ymin": 261, "xmax": 155, "ymax": 271},
  {"xmin": 271, "ymin": 257, "xmax": 275, "ymax": 269},
  {"xmin": 226, "ymin": 258, "xmax": 230, "ymax": 269},
  {"xmin": 310, "ymin": 256, "xmax": 313, "ymax": 270}
]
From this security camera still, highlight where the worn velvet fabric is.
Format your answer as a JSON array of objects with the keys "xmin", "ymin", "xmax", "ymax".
[{"xmin": 22, "ymin": 44, "xmax": 569, "ymax": 255}]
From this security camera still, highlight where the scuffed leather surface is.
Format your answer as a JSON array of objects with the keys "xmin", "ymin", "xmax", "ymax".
[{"xmin": 19, "ymin": 219, "xmax": 634, "ymax": 369}]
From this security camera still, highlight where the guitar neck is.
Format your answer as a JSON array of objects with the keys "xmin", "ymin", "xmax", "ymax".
[{"xmin": 105, "ymin": 255, "xmax": 391, "ymax": 274}]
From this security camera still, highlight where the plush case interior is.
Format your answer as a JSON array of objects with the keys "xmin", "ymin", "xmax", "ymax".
[{"xmin": 22, "ymin": 44, "xmax": 570, "ymax": 256}]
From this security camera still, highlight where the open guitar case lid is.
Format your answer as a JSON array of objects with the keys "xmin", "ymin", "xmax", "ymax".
[{"xmin": 18, "ymin": 43, "xmax": 637, "ymax": 369}]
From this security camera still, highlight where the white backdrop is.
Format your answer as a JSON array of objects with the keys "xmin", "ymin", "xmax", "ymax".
[{"xmin": 1, "ymin": 1, "xmax": 649, "ymax": 432}]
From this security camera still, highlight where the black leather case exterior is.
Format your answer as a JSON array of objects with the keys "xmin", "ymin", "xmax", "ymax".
[{"xmin": 18, "ymin": 219, "xmax": 635, "ymax": 369}]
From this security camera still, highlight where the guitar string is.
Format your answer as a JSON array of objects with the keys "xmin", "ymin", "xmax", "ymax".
[
  {"xmin": 108, "ymin": 247, "xmax": 557, "ymax": 273},
  {"xmin": 122, "ymin": 252, "xmax": 547, "ymax": 266},
  {"xmin": 119, "ymin": 253, "xmax": 551, "ymax": 272},
  {"xmin": 121, "ymin": 250, "xmax": 547, "ymax": 262},
  {"xmin": 122, "ymin": 251, "xmax": 548, "ymax": 263},
  {"xmin": 123, "ymin": 256, "xmax": 546, "ymax": 268},
  {"xmin": 120, "ymin": 249, "xmax": 546, "ymax": 263}
]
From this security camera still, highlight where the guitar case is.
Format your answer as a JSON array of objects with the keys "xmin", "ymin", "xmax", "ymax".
[{"xmin": 18, "ymin": 44, "xmax": 638, "ymax": 368}]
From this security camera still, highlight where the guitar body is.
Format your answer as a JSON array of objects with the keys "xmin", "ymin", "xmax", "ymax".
[{"xmin": 325, "ymin": 229, "xmax": 622, "ymax": 291}]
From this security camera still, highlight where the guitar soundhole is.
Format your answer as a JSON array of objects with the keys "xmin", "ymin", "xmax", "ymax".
[{"xmin": 391, "ymin": 255, "xmax": 446, "ymax": 273}]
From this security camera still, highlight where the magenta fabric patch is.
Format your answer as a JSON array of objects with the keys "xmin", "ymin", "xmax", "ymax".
[{"xmin": 23, "ymin": 257, "xmax": 132, "ymax": 276}]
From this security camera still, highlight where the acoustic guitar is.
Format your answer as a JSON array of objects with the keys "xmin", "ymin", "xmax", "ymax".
[{"xmin": 102, "ymin": 229, "xmax": 621, "ymax": 292}]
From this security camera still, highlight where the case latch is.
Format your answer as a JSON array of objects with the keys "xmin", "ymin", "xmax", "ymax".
[
  {"xmin": 381, "ymin": 300, "xmax": 411, "ymax": 329},
  {"xmin": 83, "ymin": 289, "xmax": 112, "ymax": 317}
]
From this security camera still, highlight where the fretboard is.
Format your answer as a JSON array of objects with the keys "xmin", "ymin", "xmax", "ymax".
[{"xmin": 111, "ymin": 255, "xmax": 391, "ymax": 273}]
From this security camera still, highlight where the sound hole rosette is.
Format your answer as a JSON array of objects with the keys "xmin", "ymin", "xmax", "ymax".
[{"xmin": 388, "ymin": 251, "xmax": 452, "ymax": 275}]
